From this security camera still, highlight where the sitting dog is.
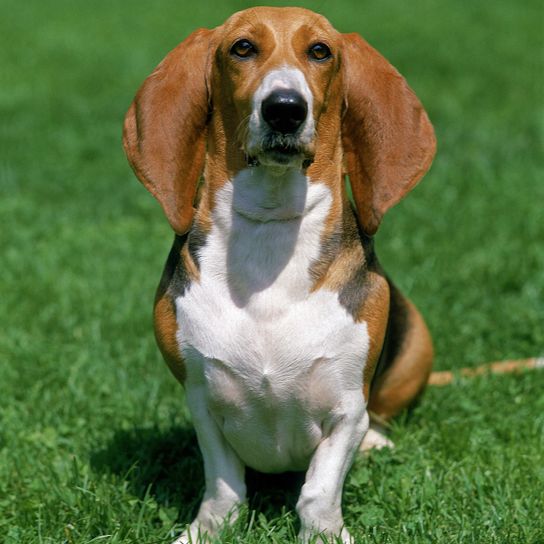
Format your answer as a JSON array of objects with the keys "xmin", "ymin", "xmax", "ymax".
[{"xmin": 123, "ymin": 7, "xmax": 436, "ymax": 543}]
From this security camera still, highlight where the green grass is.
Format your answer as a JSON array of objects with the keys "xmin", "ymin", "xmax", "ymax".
[{"xmin": 1, "ymin": 0, "xmax": 543, "ymax": 542}]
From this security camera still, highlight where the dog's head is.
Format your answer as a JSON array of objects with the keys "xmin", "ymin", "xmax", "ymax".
[
  {"xmin": 212, "ymin": 8, "xmax": 340, "ymax": 169},
  {"xmin": 123, "ymin": 7, "xmax": 436, "ymax": 236}
]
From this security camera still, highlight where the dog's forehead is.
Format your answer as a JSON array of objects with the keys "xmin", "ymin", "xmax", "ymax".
[{"xmin": 220, "ymin": 7, "xmax": 337, "ymax": 45}]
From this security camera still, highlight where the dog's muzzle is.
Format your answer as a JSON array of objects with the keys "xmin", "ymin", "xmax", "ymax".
[
  {"xmin": 246, "ymin": 68, "xmax": 315, "ymax": 167},
  {"xmin": 252, "ymin": 90, "xmax": 311, "ymax": 166}
]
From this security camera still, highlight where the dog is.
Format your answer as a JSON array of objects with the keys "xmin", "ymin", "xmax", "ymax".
[{"xmin": 123, "ymin": 7, "xmax": 436, "ymax": 543}]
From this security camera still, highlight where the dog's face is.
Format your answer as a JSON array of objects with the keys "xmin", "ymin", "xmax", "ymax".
[
  {"xmin": 123, "ymin": 7, "xmax": 436, "ymax": 236},
  {"xmin": 212, "ymin": 8, "xmax": 341, "ymax": 167}
]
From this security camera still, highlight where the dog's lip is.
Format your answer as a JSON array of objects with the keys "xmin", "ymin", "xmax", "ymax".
[
  {"xmin": 246, "ymin": 149, "xmax": 314, "ymax": 169},
  {"xmin": 245, "ymin": 135, "xmax": 315, "ymax": 167},
  {"xmin": 265, "ymin": 143, "xmax": 300, "ymax": 155},
  {"xmin": 245, "ymin": 148, "xmax": 301, "ymax": 167},
  {"xmin": 262, "ymin": 141, "xmax": 313, "ymax": 161}
]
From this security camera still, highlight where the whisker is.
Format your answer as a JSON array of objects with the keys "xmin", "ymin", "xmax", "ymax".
[{"xmin": 235, "ymin": 113, "xmax": 252, "ymax": 150}]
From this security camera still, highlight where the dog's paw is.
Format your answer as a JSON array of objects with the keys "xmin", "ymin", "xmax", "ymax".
[
  {"xmin": 359, "ymin": 426, "xmax": 394, "ymax": 453},
  {"xmin": 172, "ymin": 523, "xmax": 211, "ymax": 544},
  {"xmin": 298, "ymin": 527, "xmax": 354, "ymax": 544}
]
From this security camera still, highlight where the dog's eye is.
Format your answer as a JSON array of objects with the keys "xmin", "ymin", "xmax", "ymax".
[
  {"xmin": 231, "ymin": 39, "xmax": 257, "ymax": 59},
  {"xmin": 308, "ymin": 43, "xmax": 332, "ymax": 61}
]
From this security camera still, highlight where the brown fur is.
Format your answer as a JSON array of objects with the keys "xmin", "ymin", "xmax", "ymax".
[
  {"xmin": 123, "ymin": 30, "xmax": 213, "ymax": 235},
  {"xmin": 341, "ymin": 33, "xmax": 437, "ymax": 235},
  {"xmin": 153, "ymin": 238, "xmax": 186, "ymax": 383},
  {"xmin": 368, "ymin": 283, "xmax": 433, "ymax": 419},
  {"xmin": 359, "ymin": 273, "xmax": 391, "ymax": 402}
]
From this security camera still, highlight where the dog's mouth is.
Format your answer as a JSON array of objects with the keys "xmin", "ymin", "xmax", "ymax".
[
  {"xmin": 263, "ymin": 141, "xmax": 301, "ymax": 165},
  {"xmin": 249, "ymin": 133, "xmax": 314, "ymax": 167}
]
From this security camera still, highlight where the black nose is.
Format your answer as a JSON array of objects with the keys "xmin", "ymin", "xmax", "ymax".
[{"xmin": 261, "ymin": 90, "xmax": 308, "ymax": 134}]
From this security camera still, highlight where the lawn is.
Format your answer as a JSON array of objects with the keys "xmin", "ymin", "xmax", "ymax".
[{"xmin": 0, "ymin": 0, "xmax": 543, "ymax": 542}]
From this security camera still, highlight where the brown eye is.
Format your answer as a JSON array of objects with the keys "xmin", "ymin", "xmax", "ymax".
[
  {"xmin": 308, "ymin": 42, "xmax": 332, "ymax": 61},
  {"xmin": 231, "ymin": 39, "xmax": 257, "ymax": 59}
]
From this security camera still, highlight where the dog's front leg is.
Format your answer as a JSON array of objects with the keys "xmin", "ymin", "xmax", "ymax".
[
  {"xmin": 297, "ymin": 395, "xmax": 369, "ymax": 544},
  {"xmin": 174, "ymin": 385, "xmax": 246, "ymax": 544}
]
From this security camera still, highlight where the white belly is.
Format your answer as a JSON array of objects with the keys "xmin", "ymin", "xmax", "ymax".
[{"xmin": 175, "ymin": 169, "xmax": 369, "ymax": 472}]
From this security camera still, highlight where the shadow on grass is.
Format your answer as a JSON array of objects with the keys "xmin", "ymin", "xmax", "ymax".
[{"xmin": 90, "ymin": 425, "xmax": 305, "ymax": 525}]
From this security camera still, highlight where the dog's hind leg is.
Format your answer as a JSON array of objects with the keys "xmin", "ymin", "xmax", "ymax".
[{"xmin": 365, "ymin": 282, "xmax": 433, "ymax": 424}]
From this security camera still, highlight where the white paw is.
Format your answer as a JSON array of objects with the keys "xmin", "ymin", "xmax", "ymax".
[
  {"xmin": 172, "ymin": 523, "xmax": 211, "ymax": 544},
  {"xmin": 359, "ymin": 426, "xmax": 394, "ymax": 452},
  {"xmin": 299, "ymin": 527, "xmax": 354, "ymax": 544}
]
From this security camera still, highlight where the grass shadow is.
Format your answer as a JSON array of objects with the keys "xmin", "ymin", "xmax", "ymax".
[
  {"xmin": 91, "ymin": 425, "xmax": 305, "ymax": 525},
  {"xmin": 91, "ymin": 425, "xmax": 204, "ymax": 525}
]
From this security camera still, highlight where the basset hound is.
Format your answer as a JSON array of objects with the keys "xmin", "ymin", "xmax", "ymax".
[{"xmin": 123, "ymin": 7, "xmax": 436, "ymax": 543}]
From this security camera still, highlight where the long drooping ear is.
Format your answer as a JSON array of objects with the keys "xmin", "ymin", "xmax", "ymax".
[
  {"xmin": 341, "ymin": 33, "xmax": 436, "ymax": 236},
  {"xmin": 123, "ymin": 28, "xmax": 215, "ymax": 235}
]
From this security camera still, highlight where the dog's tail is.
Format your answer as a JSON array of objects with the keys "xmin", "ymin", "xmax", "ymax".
[{"xmin": 427, "ymin": 357, "xmax": 544, "ymax": 386}]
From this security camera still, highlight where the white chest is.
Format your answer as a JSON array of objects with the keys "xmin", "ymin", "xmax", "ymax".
[{"xmin": 175, "ymin": 168, "xmax": 369, "ymax": 472}]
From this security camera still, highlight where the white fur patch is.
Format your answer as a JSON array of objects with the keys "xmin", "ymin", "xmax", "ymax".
[{"xmin": 176, "ymin": 167, "xmax": 369, "ymax": 473}]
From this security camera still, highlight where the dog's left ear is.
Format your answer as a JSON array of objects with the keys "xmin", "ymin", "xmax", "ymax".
[
  {"xmin": 341, "ymin": 33, "xmax": 436, "ymax": 236},
  {"xmin": 123, "ymin": 28, "xmax": 216, "ymax": 235}
]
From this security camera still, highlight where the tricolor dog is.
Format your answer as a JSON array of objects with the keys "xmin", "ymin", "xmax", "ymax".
[{"xmin": 123, "ymin": 7, "xmax": 437, "ymax": 543}]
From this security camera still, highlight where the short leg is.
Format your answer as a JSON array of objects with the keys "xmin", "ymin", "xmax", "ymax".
[
  {"xmin": 174, "ymin": 385, "xmax": 246, "ymax": 544},
  {"xmin": 297, "ymin": 394, "xmax": 368, "ymax": 543}
]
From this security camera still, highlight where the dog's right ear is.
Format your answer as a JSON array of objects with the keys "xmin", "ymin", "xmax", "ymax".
[{"xmin": 123, "ymin": 28, "xmax": 215, "ymax": 235}]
